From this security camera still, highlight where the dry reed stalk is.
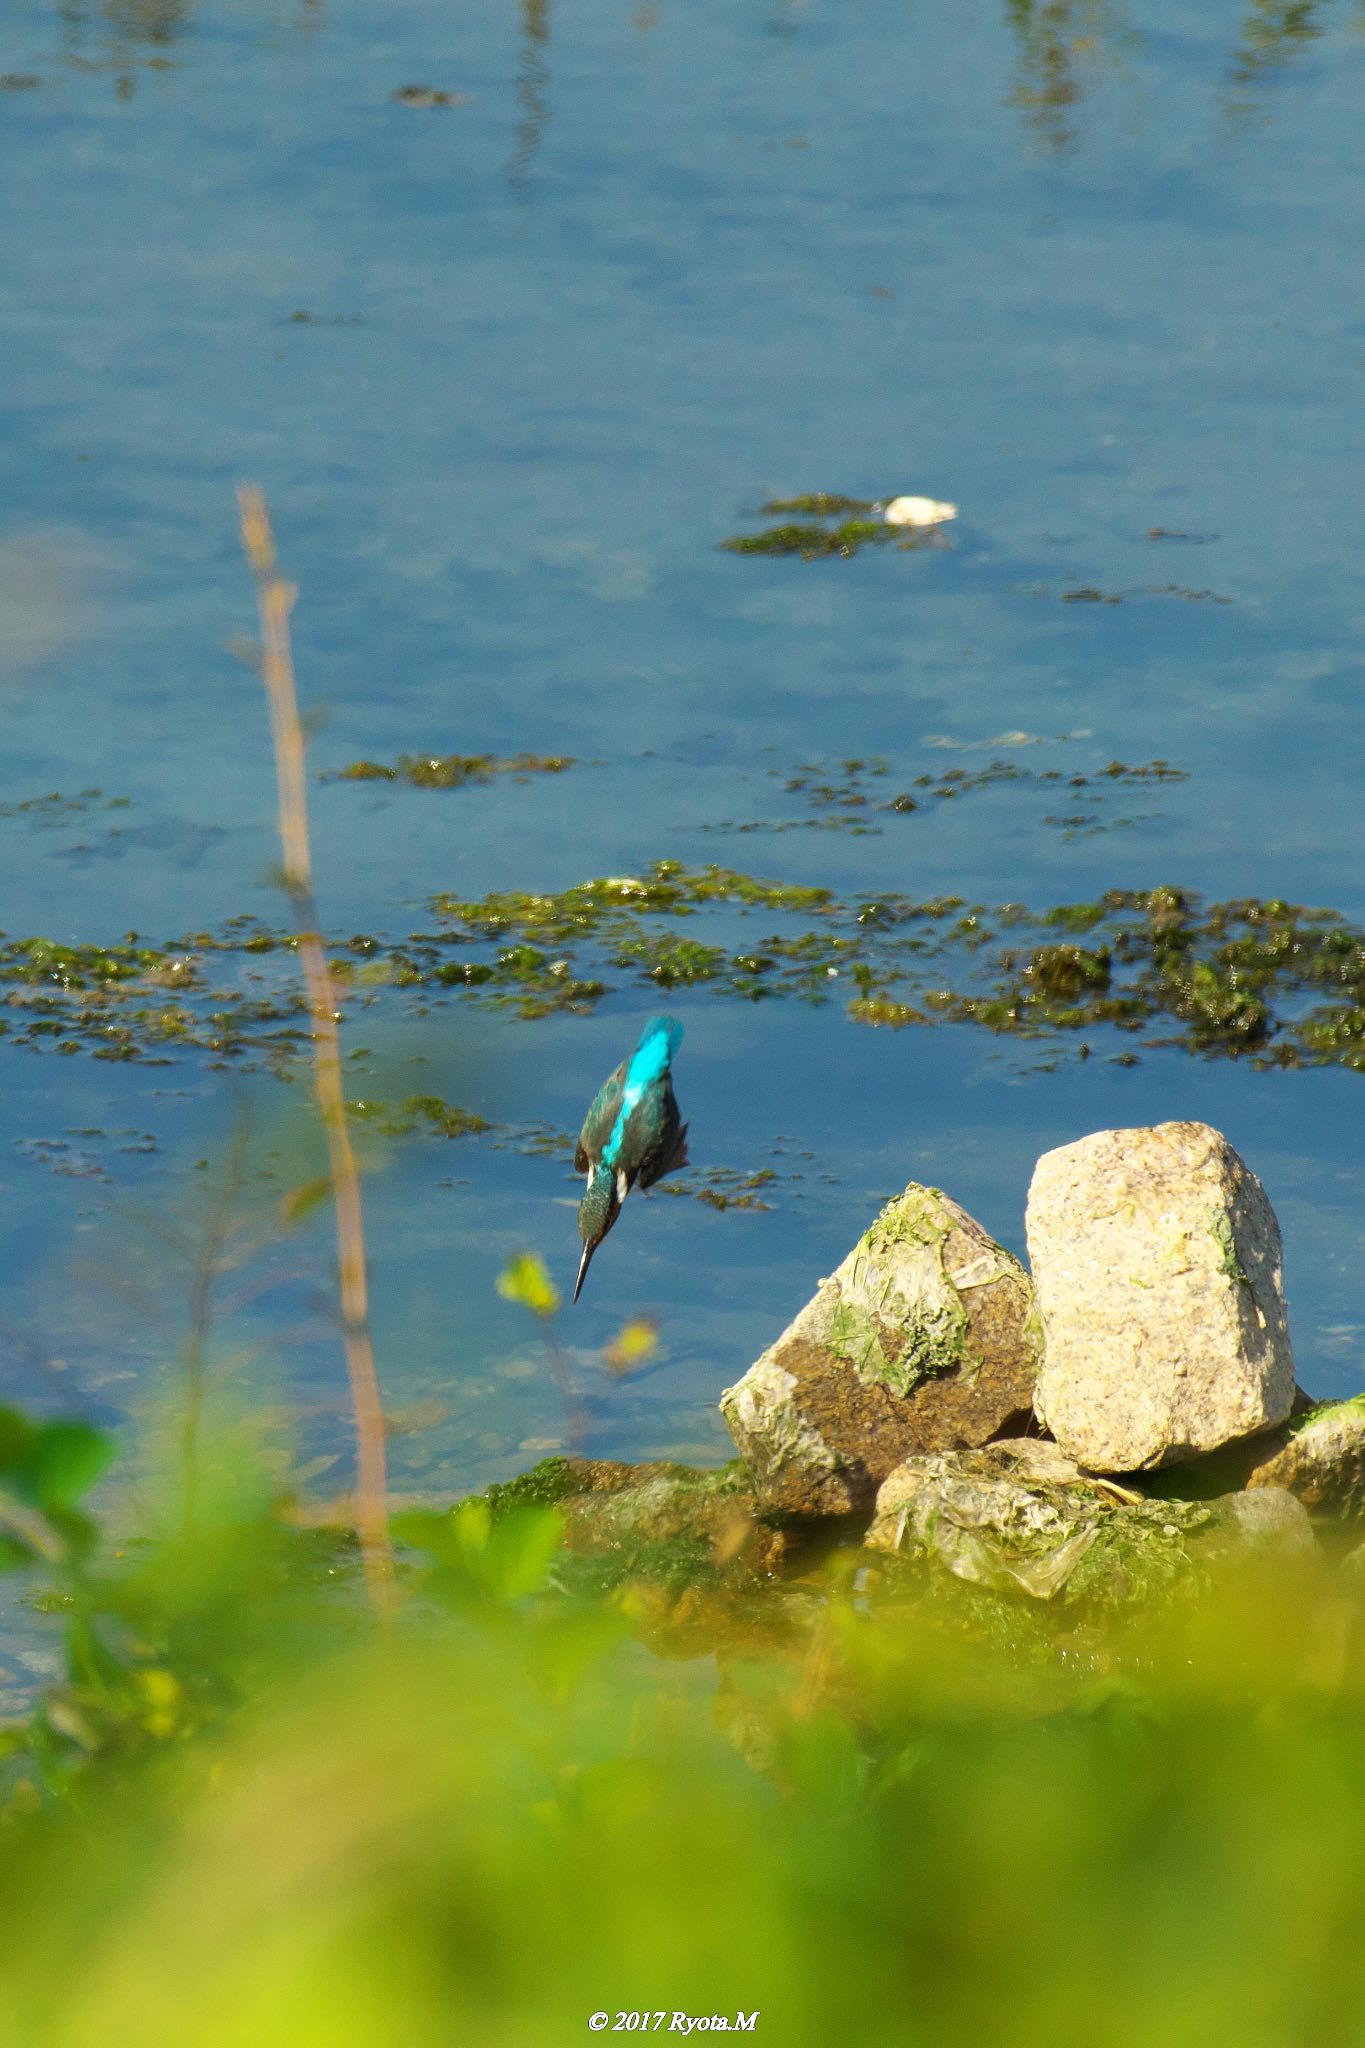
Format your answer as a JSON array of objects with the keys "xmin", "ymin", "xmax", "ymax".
[{"xmin": 237, "ymin": 483, "xmax": 393, "ymax": 1604}]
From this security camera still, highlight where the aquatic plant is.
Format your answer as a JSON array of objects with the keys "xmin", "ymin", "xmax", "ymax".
[
  {"xmin": 329, "ymin": 751, "xmax": 572, "ymax": 787},
  {"xmin": 703, "ymin": 755, "xmax": 1184, "ymax": 839},
  {"xmin": 10, "ymin": 863, "xmax": 1365, "ymax": 1075},
  {"xmin": 719, "ymin": 491, "xmax": 958, "ymax": 559}
]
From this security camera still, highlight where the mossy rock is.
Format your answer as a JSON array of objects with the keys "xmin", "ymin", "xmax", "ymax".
[
  {"xmin": 865, "ymin": 1439, "xmax": 1321, "ymax": 1616},
  {"xmin": 1142, "ymin": 1392, "xmax": 1365, "ymax": 1519},
  {"xmin": 862, "ymin": 1440, "xmax": 1306, "ymax": 1610},
  {"xmin": 721, "ymin": 1185, "xmax": 1040, "ymax": 1515},
  {"xmin": 483, "ymin": 1457, "xmax": 796, "ymax": 1595}
]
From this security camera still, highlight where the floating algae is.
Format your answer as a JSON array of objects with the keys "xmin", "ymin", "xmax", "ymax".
[
  {"xmin": 328, "ymin": 752, "xmax": 572, "ymax": 788},
  {"xmin": 3, "ymin": 861, "xmax": 1365, "ymax": 1077}
]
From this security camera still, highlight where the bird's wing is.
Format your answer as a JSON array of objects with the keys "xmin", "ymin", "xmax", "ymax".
[
  {"xmin": 575, "ymin": 1063, "xmax": 626, "ymax": 1174},
  {"xmin": 635, "ymin": 1083, "xmax": 689, "ymax": 1189}
]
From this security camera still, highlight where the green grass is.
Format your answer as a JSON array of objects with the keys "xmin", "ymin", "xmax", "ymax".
[{"xmin": 3, "ymin": 1409, "xmax": 1365, "ymax": 2046}]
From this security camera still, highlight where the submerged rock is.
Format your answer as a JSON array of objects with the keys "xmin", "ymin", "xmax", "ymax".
[
  {"xmin": 518, "ymin": 1457, "xmax": 794, "ymax": 1585},
  {"xmin": 1138, "ymin": 1386, "xmax": 1365, "ymax": 1523},
  {"xmin": 720, "ymin": 1185, "xmax": 1040, "ymax": 1515},
  {"xmin": 1240, "ymin": 1395, "xmax": 1365, "ymax": 1517},
  {"xmin": 1203, "ymin": 1485, "xmax": 1316, "ymax": 1561},
  {"xmin": 865, "ymin": 1441, "xmax": 1307, "ymax": 1606},
  {"xmin": 865, "ymin": 1440, "xmax": 1210, "ymax": 1603},
  {"xmin": 1028, "ymin": 1121, "xmax": 1295, "ymax": 1471}
]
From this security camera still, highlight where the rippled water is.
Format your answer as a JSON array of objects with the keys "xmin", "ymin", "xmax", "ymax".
[{"xmin": 4, "ymin": 0, "xmax": 1365, "ymax": 1496}]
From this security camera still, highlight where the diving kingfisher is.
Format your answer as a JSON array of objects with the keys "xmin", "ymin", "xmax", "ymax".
[{"xmin": 573, "ymin": 1014, "xmax": 689, "ymax": 1303}]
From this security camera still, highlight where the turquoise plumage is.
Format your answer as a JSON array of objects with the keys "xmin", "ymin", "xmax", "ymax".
[{"xmin": 573, "ymin": 1015, "xmax": 689, "ymax": 1302}]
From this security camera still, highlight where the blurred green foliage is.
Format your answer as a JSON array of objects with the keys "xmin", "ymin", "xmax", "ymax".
[
  {"xmin": 497, "ymin": 1250, "xmax": 562, "ymax": 1319},
  {"xmin": 0, "ymin": 1410, "xmax": 1363, "ymax": 2043}
]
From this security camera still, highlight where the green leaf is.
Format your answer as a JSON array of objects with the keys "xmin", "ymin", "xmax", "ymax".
[
  {"xmin": 453, "ymin": 1496, "xmax": 492, "ymax": 1558},
  {"xmin": 0, "ymin": 1408, "xmax": 36, "ymax": 1474},
  {"xmin": 392, "ymin": 1507, "xmax": 464, "ymax": 1568},
  {"xmin": 528, "ymin": 1602, "xmax": 629, "ymax": 1701},
  {"xmin": 484, "ymin": 1507, "xmax": 564, "ymax": 1601},
  {"xmin": 43, "ymin": 1505, "xmax": 100, "ymax": 1567},
  {"xmin": 21, "ymin": 1423, "xmax": 115, "ymax": 1513},
  {"xmin": 65, "ymin": 1612, "xmax": 128, "ymax": 1696},
  {"xmin": 394, "ymin": 1500, "xmax": 562, "ymax": 1603},
  {"xmin": 496, "ymin": 1251, "xmax": 561, "ymax": 1319}
]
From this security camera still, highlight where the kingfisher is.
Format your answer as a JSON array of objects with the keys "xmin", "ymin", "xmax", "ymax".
[{"xmin": 573, "ymin": 1014, "xmax": 689, "ymax": 1303}]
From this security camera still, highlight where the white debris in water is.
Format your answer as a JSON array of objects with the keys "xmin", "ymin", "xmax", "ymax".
[{"xmin": 882, "ymin": 494, "xmax": 958, "ymax": 528}]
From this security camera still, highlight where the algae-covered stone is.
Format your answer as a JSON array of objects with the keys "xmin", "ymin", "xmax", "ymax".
[
  {"xmin": 1241, "ymin": 1395, "xmax": 1365, "ymax": 1517},
  {"xmin": 549, "ymin": 1458, "xmax": 792, "ymax": 1586},
  {"xmin": 720, "ymin": 1186, "xmax": 1039, "ymax": 1515},
  {"xmin": 867, "ymin": 1440, "xmax": 1100, "ymax": 1598},
  {"xmin": 865, "ymin": 1439, "xmax": 1213, "ymax": 1605},
  {"xmin": 1028, "ymin": 1121, "xmax": 1295, "ymax": 1472}
]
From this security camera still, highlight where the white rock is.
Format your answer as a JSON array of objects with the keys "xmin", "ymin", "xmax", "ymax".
[
  {"xmin": 882, "ymin": 495, "xmax": 958, "ymax": 528},
  {"xmin": 1027, "ymin": 1121, "xmax": 1295, "ymax": 1472}
]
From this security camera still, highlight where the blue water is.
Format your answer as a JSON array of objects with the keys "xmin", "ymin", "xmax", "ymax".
[{"xmin": 4, "ymin": 0, "xmax": 1365, "ymax": 1497}]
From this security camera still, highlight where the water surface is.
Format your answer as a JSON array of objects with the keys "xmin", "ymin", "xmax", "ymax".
[{"xmin": 3, "ymin": 0, "xmax": 1365, "ymax": 1494}]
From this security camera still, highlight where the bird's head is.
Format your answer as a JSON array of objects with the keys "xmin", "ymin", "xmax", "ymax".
[{"xmin": 574, "ymin": 1166, "xmax": 622, "ymax": 1302}]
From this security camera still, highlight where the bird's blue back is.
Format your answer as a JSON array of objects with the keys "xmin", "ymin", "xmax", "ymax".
[{"xmin": 600, "ymin": 1015, "xmax": 683, "ymax": 1170}]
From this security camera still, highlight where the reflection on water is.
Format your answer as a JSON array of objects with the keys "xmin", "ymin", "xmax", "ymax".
[
  {"xmin": 25, "ymin": 0, "xmax": 1365, "ymax": 145},
  {"xmin": 1003, "ymin": 0, "xmax": 1351, "ymax": 148},
  {"xmin": 56, "ymin": 0, "xmax": 191, "ymax": 94},
  {"xmin": 508, "ymin": 0, "xmax": 551, "ymax": 192},
  {"xmin": 1224, "ymin": 0, "xmax": 1334, "ymax": 122},
  {"xmin": 0, "ymin": 528, "xmax": 116, "ymax": 681},
  {"xmin": 1232, "ymin": 0, "xmax": 1328, "ymax": 84},
  {"xmin": 1003, "ymin": 0, "xmax": 1132, "ymax": 152},
  {"xmin": 51, "ymin": 0, "xmax": 320, "ymax": 92},
  {"xmin": 96, "ymin": 0, "xmax": 189, "ymax": 41}
]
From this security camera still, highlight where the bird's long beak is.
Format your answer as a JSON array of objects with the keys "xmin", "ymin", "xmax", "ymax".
[{"xmin": 572, "ymin": 1240, "xmax": 595, "ymax": 1305}]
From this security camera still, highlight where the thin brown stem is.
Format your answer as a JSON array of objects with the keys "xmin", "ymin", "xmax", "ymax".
[{"xmin": 237, "ymin": 483, "xmax": 393, "ymax": 1606}]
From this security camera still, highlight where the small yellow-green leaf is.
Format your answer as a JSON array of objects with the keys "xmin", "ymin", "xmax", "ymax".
[
  {"xmin": 497, "ymin": 1251, "xmax": 561, "ymax": 1319},
  {"xmin": 280, "ymin": 1177, "xmax": 332, "ymax": 1226},
  {"xmin": 484, "ymin": 1505, "xmax": 564, "ymax": 1600},
  {"xmin": 453, "ymin": 1496, "xmax": 492, "ymax": 1557},
  {"xmin": 604, "ymin": 1317, "xmax": 660, "ymax": 1377}
]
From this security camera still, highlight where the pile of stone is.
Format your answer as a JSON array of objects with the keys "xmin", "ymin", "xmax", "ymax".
[{"xmin": 720, "ymin": 1120, "xmax": 1365, "ymax": 1602}]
